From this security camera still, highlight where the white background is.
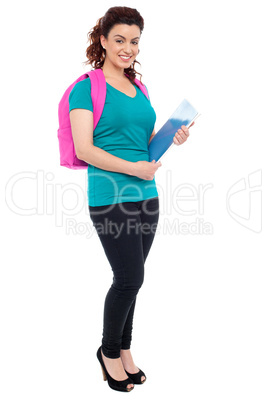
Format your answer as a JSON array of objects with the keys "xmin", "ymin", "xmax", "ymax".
[{"xmin": 1, "ymin": 0, "xmax": 266, "ymax": 401}]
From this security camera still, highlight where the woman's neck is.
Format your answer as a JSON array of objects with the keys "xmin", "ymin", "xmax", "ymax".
[{"xmin": 102, "ymin": 59, "xmax": 126, "ymax": 81}]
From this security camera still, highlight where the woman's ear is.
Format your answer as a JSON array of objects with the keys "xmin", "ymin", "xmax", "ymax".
[{"xmin": 100, "ymin": 35, "xmax": 106, "ymax": 49}]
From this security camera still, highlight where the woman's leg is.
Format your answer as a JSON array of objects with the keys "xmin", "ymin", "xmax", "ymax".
[
  {"xmin": 89, "ymin": 201, "xmax": 147, "ymax": 358},
  {"xmin": 121, "ymin": 197, "xmax": 160, "ymax": 350}
]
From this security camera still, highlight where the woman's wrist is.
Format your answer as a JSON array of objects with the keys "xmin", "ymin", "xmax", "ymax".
[{"xmin": 126, "ymin": 161, "xmax": 136, "ymax": 176}]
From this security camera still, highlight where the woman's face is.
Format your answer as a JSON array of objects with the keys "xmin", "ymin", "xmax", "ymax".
[{"xmin": 100, "ymin": 24, "xmax": 141, "ymax": 70}]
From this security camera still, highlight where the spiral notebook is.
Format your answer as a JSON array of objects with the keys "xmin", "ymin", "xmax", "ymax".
[{"xmin": 148, "ymin": 99, "xmax": 200, "ymax": 162}]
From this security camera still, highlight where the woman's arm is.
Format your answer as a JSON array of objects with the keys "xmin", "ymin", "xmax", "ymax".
[
  {"xmin": 70, "ymin": 108, "xmax": 136, "ymax": 176},
  {"xmin": 70, "ymin": 109, "xmax": 162, "ymax": 180}
]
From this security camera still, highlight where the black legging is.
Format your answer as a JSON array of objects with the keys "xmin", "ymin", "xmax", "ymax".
[{"xmin": 89, "ymin": 197, "xmax": 159, "ymax": 358}]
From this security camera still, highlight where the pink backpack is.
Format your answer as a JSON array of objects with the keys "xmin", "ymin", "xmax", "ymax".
[{"xmin": 57, "ymin": 68, "xmax": 149, "ymax": 169}]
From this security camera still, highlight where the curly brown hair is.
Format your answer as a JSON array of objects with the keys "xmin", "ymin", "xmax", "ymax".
[{"xmin": 84, "ymin": 7, "xmax": 144, "ymax": 84}]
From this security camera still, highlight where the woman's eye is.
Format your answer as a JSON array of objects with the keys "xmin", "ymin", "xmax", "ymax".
[{"xmin": 116, "ymin": 40, "xmax": 139, "ymax": 45}]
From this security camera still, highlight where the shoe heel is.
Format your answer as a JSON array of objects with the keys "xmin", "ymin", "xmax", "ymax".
[
  {"xmin": 100, "ymin": 364, "xmax": 107, "ymax": 381},
  {"xmin": 96, "ymin": 346, "xmax": 134, "ymax": 392}
]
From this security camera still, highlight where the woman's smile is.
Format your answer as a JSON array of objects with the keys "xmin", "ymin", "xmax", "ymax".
[{"xmin": 119, "ymin": 55, "xmax": 132, "ymax": 62}]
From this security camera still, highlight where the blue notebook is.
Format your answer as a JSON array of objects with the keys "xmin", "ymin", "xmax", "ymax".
[{"xmin": 148, "ymin": 99, "xmax": 199, "ymax": 162}]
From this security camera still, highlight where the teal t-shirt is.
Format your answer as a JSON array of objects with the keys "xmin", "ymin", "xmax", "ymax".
[{"xmin": 69, "ymin": 76, "xmax": 158, "ymax": 207}]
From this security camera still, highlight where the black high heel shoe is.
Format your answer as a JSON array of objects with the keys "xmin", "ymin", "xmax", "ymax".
[
  {"xmin": 96, "ymin": 347, "xmax": 134, "ymax": 392},
  {"xmin": 124, "ymin": 368, "xmax": 146, "ymax": 384}
]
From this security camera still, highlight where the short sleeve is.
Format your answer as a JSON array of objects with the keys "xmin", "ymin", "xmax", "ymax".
[{"xmin": 69, "ymin": 78, "xmax": 93, "ymax": 113}]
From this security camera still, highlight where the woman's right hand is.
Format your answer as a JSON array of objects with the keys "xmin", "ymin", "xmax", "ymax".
[{"xmin": 133, "ymin": 160, "xmax": 162, "ymax": 180}]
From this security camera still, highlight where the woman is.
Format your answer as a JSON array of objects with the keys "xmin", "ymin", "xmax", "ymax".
[{"xmin": 69, "ymin": 6, "xmax": 190, "ymax": 393}]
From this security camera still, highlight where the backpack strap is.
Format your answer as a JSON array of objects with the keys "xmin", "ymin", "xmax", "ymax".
[
  {"xmin": 134, "ymin": 78, "xmax": 150, "ymax": 100},
  {"xmin": 86, "ymin": 69, "xmax": 107, "ymax": 130}
]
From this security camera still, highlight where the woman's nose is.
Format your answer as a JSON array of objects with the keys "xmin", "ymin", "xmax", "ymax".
[{"xmin": 123, "ymin": 43, "xmax": 132, "ymax": 54}]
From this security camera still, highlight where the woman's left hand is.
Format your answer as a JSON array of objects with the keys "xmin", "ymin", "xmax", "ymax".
[{"xmin": 173, "ymin": 122, "xmax": 194, "ymax": 146}]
